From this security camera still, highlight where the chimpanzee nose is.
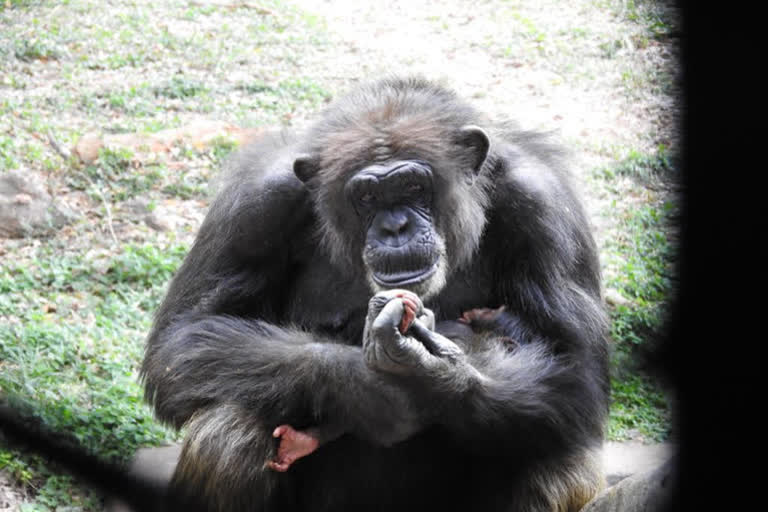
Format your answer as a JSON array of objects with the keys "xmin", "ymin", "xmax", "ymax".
[{"xmin": 377, "ymin": 210, "xmax": 413, "ymax": 246}]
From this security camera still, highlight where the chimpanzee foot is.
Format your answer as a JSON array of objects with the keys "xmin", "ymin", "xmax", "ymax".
[
  {"xmin": 267, "ymin": 425, "xmax": 320, "ymax": 472},
  {"xmin": 459, "ymin": 305, "xmax": 506, "ymax": 325}
]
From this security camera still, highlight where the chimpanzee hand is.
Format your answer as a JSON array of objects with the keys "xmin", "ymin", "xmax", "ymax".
[{"xmin": 363, "ymin": 289, "xmax": 465, "ymax": 376}]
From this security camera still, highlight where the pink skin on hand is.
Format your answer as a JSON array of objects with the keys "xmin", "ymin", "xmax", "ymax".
[
  {"xmin": 267, "ymin": 425, "xmax": 320, "ymax": 472},
  {"xmin": 394, "ymin": 290, "xmax": 420, "ymax": 333}
]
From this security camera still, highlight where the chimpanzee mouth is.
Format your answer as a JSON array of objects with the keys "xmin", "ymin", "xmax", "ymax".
[{"xmin": 372, "ymin": 263, "xmax": 438, "ymax": 287}]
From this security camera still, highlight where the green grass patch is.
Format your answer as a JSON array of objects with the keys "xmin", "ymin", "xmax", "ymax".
[
  {"xmin": 65, "ymin": 146, "xmax": 167, "ymax": 202},
  {"xmin": 236, "ymin": 78, "xmax": 331, "ymax": 114},
  {"xmin": 277, "ymin": 78, "xmax": 332, "ymax": 105},
  {"xmin": 617, "ymin": 0, "xmax": 675, "ymax": 40},
  {"xmin": 604, "ymin": 201, "xmax": 676, "ymax": 441},
  {"xmin": 608, "ymin": 203, "xmax": 674, "ymax": 344},
  {"xmin": 0, "ymin": 241, "xmax": 186, "ymax": 507},
  {"xmin": 13, "ymin": 38, "xmax": 61, "ymax": 61},
  {"xmin": 596, "ymin": 146, "xmax": 676, "ymax": 185},
  {"xmin": 207, "ymin": 135, "xmax": 239, "ymax": 166},
  {"xmin": 84, "ymin": 83, "xmax": 156, "ymax": 116},
  {"xmin": 0, "ymin": 135, "xmax": 20, "ymax": 170},
  {"xmin": 607, "ymin": 374, "xmax": 670, "ymax": 441},
  {"xmin": 0, "ymin": 0, "xmax": 331, "ymax": 508},
  {"xmin": 161, "ymin": 181, "xmax": 206, "ymax": 200},
  {"xmin": 63, "ymin": 137, "xmax": 234, "ymax": 201},
  {"xmin": 154, "ymin": 77, "xmax": 209, "ymax": 100},
  {"xmin": 162, "ymin": 137, "xmax": 238, "ymax": 199}
]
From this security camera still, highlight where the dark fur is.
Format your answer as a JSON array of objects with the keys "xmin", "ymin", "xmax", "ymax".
[{"xmin": 141, "ymin": 77, "xmax": 609, "ymax": 512}]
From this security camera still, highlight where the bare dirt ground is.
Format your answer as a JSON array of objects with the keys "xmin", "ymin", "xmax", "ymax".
[{"xmin": 0, "ymin": 473, "xmax": 25, "ymax": 512}]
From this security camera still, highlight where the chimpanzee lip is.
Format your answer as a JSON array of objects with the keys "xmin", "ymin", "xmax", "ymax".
[{"xmin": 372, "ymin": 263, "xmax": 438, "ymax": 287}]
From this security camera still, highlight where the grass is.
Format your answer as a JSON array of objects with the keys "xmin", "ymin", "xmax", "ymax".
[
  {"xmin": 0, "ymin": 135, "xmax": 19, "ymax": 170},
  {"xmin": 13, "ymin": 38, "xmax": 61, "ymax": 62},
  {"xmin": 1, "ymin": 243, "xmax": 186, "ymax": 509},
  {"xmin": 597, "ymin": 150, "xmax": 678, "ymax": 442},
  {"xmin": 607, "ymin": 374, "xmax": 670, "ymax": 441},
  {"xmin": 596, "ymin": 145, "xmax": 675, "ymax": 185},
  {"xmin": 71, "ymin": 147, "xmax": 162, "ymax": 202},
  {"xmin": 153, "ymin": 77, "xmax": 210, "ymax": 100}
]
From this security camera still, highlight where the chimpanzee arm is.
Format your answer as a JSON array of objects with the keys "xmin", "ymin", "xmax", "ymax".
[
  {"xmin": 145, "ymin": 317, "xmax": 422, "ymax": 445},
  {"xmin": 141, "ymin": 165, "xmax": 424, "ymax": 446}
]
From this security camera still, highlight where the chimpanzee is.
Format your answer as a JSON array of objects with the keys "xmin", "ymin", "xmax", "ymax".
[{"xmin": 141, "ymin": 76, "xmax": 610, "ymax": 512}]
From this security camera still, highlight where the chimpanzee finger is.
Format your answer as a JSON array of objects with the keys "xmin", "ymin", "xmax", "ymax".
[{"xmin": 409, "ymin": 319, "xmax": 464, "ymax": 361}]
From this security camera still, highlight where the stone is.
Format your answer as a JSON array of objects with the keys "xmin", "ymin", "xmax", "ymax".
[
  {"xmin": 72, "ymin": 134, "xmax": 103, "ymax": 165},
  {"xmin": 604, "ymin": 288, "xmax": 630, "ymax": 307},
  {"xmin": 144, "ymin": 212, "xmax": 172, "ymax": 232},
  {"xmin": 603, "ymin": 441, "xmax": 675, "ymax": 486},
  {"xmin": 105, "ymin": 444, "xmax": 181, "ymax": 512},
  {"xmin": 0, "ymin": 172, "xmax": 75, "ymax": 238},
  {"xmin": 1, "ymin": 469, "xmax": 27, "ymax": 512},
  {"xmin": 582, "ymin": 456, "xmax": 677, "ymax": 512}
]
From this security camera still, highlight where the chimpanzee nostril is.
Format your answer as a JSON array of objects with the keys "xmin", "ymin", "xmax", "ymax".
[
  {"xmin": 380, "ymin": 211, "xmax": 409, "ymax": 236},
  {"xmin": 374, "ymin": 209, "xmax": 415, "ymax": 247}
]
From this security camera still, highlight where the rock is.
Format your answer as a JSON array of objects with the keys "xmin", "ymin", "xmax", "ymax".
[
  {"xmin": 604, "ymin": 288, "xmax": 630, "ymax": 307},
  {"xmin": 120, "ymin": 198, "xmax": 153, "ymax": 216},
  {"xmin": 0, "ymin": 172, "xmax": 76, "ymax": 238},
  {"xmin": 144, "ymin": 212, "xmax": 171, "ymax": 232},
  {"xmin": 105, "ymin": 444, "xmax": 181, "ymax": 512},
  {"xmin": 1, "ymin": 469, "xmax": 28, "ymax": 512},
  {"xmin": 72, "ymin": 134, "xmax": 103, "ymax": 164},
  {"xmin": 127, "ymin": 444, "xmax": 181, "ymax": 487},
  {"xmin": 582, "ymin": 457, "xmax": 677, "ymax": 512},
  {"xmin": 603, "ymin": 441, "xmax": 675, "ymax": 486}
]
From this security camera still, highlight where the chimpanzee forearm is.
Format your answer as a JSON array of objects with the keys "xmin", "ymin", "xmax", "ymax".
[
  {"xmin": 443, "ymin": 342, "xmax": 606, "ymax": 458},
  {"xmin": 142, "ymin": 314, "xmax": 424, "ymax": 445},
  {"xmin": 406, "ymin": 304, "xmax": 607, "ymax": 459}
]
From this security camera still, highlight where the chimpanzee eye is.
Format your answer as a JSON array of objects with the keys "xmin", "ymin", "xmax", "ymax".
[{"xmin": 407, "ymin": 183, "xmax": 424, "ymax": 194}]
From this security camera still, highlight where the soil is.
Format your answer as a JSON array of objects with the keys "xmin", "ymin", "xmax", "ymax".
[{"xmin": 0, "ymin": 472, "xmax": 26, "ymax": 512}]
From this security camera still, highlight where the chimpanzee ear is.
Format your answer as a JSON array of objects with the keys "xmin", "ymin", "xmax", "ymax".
[
  {"xmin": 293, "ymin": 154, "xmax": 320, "ymax": 183},
  {"xmin": 457, "ymin": 125, "xmax": 490, "ymax": 174}
]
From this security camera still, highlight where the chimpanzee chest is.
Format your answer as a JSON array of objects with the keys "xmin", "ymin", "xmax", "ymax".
[
  {"xmin": 428, "ymin": 262, "xmax": 498, "ymax": 320},
  {"xmin": 283, "ymin": 252, "xmax": 496, "ymax": 344},
  {"xmin": 283, "ymin": 257, "xmax": 370, "ymax": 344}
]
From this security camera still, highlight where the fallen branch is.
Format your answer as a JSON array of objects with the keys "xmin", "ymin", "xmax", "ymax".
[{"xmin": 47, "ymin": 129, "xmax": 71, "ymax": 160}]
